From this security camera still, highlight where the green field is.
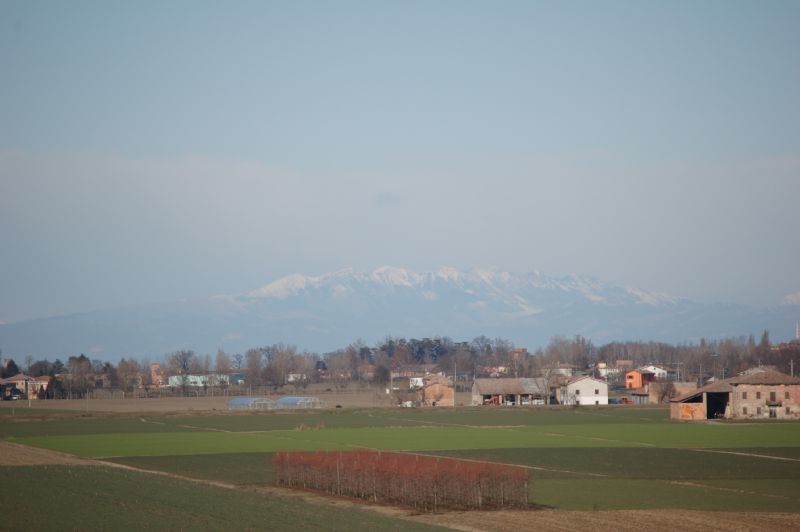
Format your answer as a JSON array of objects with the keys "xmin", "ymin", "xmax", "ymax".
[
  {"xmin": 3, "ymin": 406, "xmax": 800, "ymax": 528},
  {"xmin": 3, "ymin": 465, "xmax": 444, "ymax": 531}
]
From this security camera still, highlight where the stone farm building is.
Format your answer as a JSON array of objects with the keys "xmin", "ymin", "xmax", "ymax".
[
  {"xmin": 418, "ymin": 374, "xmax": 454, "ymax": 407},
  {"xmin": 472, "ymin": 378, "xmax": 549, "ymax": 406},
  {"xmin": 670, "ymin": 369, "xmax": 800, "ymax": 420}
]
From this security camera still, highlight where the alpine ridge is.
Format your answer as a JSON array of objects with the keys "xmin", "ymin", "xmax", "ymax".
[{"xmin": 0, "ymin": 267, "xmax": 796, "ymax": 360}]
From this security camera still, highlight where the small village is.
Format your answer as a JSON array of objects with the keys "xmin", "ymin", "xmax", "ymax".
[{"xmin": 3, "ymin": 341, "xmax": 799, "ymax": 422}]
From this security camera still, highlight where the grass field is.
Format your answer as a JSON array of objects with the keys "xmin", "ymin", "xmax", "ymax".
[
  {"xmin": 3, "ymin": 405, "xmax": 800, "ymax": 529},
  {"xmin": 4, "ymin": 465, "xmax": 444, "ymax": 531}
]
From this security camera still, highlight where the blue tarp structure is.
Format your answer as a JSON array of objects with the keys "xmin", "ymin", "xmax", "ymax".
[{"xmin": 227, "ymin": 397, "xmax": 276, "ymax": 410}]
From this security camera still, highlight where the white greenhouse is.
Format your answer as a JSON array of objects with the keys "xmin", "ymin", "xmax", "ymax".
[{"xmin": 227, "ymin": 397, "xmax": 277, "ymax": 410}]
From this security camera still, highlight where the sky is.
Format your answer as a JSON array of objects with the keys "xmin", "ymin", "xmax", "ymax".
[{"xmin": 1, "ymin": 0, "xmax": 799, "ymax": 323}]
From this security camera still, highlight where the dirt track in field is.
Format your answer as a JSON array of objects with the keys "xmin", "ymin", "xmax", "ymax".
[{"xmin": 0, "ymin": 440, "xmax": 93, "ymax": 466}]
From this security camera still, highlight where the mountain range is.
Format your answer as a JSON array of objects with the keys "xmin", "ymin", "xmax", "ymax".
[{"xmin": 1, "ymin": 266, "xmax": 798, "ymax": 361}]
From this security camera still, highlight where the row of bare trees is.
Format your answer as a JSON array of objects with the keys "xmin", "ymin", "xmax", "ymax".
[
  {"xmin": 357, "ymin": 331, "xmax": 798, "ymax": 382},
  {"xmin": 273, "ymin": 450, "xmax": 529, "ymax": 511},
  {"xmin": 7, "ymin": 330, "xmax": 797, "ymax": 397}
]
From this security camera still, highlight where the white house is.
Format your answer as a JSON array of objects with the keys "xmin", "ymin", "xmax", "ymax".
[
  {"xmin": 639, "ymin": 365, "xmax": 669, "ymax": 379},
  {"xmin": 560, "ymin": 376, "xmax": 608, "ymax": 406},
  {"xmin": 168, "ymin": 374, "xmax": 230, "ymax": 387}
]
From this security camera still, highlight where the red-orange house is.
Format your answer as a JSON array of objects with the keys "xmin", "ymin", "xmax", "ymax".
[{"xmin": 625, "ymin": 369, "xmax": 655, "ymax": 389}]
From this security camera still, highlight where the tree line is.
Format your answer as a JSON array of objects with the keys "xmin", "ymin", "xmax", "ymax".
[{"xmin": 2, "ymin": 330, "xmax": 798, "ymax": 397}]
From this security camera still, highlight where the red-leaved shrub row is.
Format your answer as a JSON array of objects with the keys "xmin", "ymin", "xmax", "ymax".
[{"xmin": 273, "ymin": 450, "xmax": 529, "ymax": 511}]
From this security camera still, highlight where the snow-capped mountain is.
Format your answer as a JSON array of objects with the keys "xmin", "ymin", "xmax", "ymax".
[
  {"xmin": 0, "ymin": 267, "xmax": 797, "ymax": 360},
  {"xmin": 248, "ymin": 266, "xmax": 680, "ymax": 307}
]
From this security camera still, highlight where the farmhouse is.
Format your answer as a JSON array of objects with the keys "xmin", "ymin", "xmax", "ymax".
[
  {"xmin": 670, "ymin": 369, "xmax": 800, "ymax": 420},
  {"xmin": 0, "ymin": 373, "xmax": 49, "ymax": 399},
  {"xmin": 559, "ymin": 376, "xmax": 608, "ymax": 405},
  {"xmin": 472, "ymin": 378, "xmax": 549, "ymax": 406},
  {"xmin": 625, "ymin": 369, "xmax": 656, "ymax": 389},
  {"xmin": 418, "ymin": 374, "xmax": 454, "ymax": 407}
]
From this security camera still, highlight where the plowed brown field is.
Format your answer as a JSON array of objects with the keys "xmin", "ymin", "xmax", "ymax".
[{"xmin": 0, "ymin": 440, "xmax": 92, "ymax": 466}]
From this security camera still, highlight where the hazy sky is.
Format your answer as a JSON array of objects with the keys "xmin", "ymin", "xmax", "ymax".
[{"xmin": 1, "ymin": 1, "xmax": 798, "ymax": 323}]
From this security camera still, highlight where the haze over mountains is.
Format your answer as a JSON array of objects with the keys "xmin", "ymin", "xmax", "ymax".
[{"xmin": 1, "ymin": 266, "xmax": 798, "ymax": 361}]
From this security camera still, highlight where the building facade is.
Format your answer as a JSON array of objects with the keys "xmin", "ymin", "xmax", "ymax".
[
  {"xmin": 625, "ymin": 369, "xmax": 655, "ymax": 389},
  {"xmin": 671, "ymin": 369, "xmax": 800, "ymax": 420},
  {"xmin": 419, "ymin": 376, "xmax": 455, "ymax": 407},
  {"xmin": 560, "ymin": 376, "xmax": 609, "ymax": 406},
  {"xmin": 472, "ymin": 378, "xmax": 549, "ymax": 406}
]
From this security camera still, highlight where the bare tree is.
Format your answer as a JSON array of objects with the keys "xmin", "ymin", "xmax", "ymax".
[
  {"xmin": 373, "ymin": 351, "xmax": 392, "ymax": 386},
  {"xmin": 244, "ymin": 348, "xmax": 264, "ymax": 388},
  {"xmin": 215, "ymin": 349, "xmax": 232, "ymax": 375},
  {"xmin": 117, "ymin": 358, "xmax": 141, "ymax": 394},
  {"xmin": 290, "ymin": 352, "xmax": 315, "ymax": 391},
  {"xmin": 66, "ymin": 354, "xmax": 93, "ymax": 398},
  {"xmin": 140, "ymin": 358, "xmax": 155, "ymax": 396},
  {"xmin": 169, "ymin": 350, "xmax": 195, "ymax": 396},
  {"xmin": 651, "ymin": 380, "xmax": 676, "ymax": 404},
  {"xmin": 326, "ymin": 350, "xmax": 351, "ymax": 391},
  {"xmin": 265, "ymin": 344, "xmax": 297, "ymax": 387}
]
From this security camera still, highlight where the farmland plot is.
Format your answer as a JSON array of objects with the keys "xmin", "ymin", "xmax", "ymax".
[{"xmin": 3, "ymin": 406, "xmax": 800, "ymax": 530}]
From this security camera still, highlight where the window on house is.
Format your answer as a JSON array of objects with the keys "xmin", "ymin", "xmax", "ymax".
[
  {"xmin": 786, "ymin": 391, "xmax": 790, "ymax": 400},
  {"xmin": 770, "ymin": 391, "xmax": 776, "ymax": 402},
  {"xmin": 595, "ymin": 389, "xmax": 599, "ymax": 395},
  {"xmin": 786, "ymin": 407, "xmax": 791, "ymax": 415},
  {"xmin": 756, "ymin": 391, "xmax": 761, "ymax": 399},
  {"xmin": 757, "ymin": 407, "xmax": 762, "ymax": 415},
  {"xmin": 743, "ymin": 407, "xmax": 748, "ymax": 415},
  {"xmin": 742, "ymin": 391, "xmax": 747, "ymax": 399},
  {"xmin": 595, "ymin": 400, "xmax": 599, "ymax": 405},
  {"xmin": 575, "ymin": 389, "xmax": 580, "ymax": 395}
]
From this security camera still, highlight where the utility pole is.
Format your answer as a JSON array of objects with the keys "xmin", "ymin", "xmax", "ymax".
[
  {"xmin": 711, "ymin": 353, "xmax": 719, "ymax": 380},
  {"xmin": 453, "ymin": 361, "xmax": 457, "ymax": 408}
]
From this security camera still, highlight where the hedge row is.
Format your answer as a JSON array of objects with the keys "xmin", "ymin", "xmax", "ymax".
[{"xmin": 273, "ymin": 450, "xmax": 529, "ymax": 511}]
